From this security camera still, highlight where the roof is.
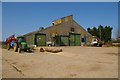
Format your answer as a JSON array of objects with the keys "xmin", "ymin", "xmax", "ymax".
[
  {"xmin": 52, "ymin": 15, "xmax": 73, "ymax": 22},
  {"xmin": 23, "ymin": 15, "xmax": 92, "ymax": 37},
  {"xmin": 23, "ymin": 25, "xmax": 53, "ymax": 36}
]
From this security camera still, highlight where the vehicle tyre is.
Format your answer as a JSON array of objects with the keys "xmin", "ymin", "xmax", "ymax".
[
  {"xmin": 24, "ymin": 49, "xmax": 27, "ymax": 52},
  {"xmin": 48, "ymin": 44, "xmax": 52, "ymax": 46},
  {"xmin": 13, "ymin": 43, "xmax": 18, "ymax": 52},
  {"xmin": 18, "ymin": 48, "xmax": 21, "ymax": 53},
  {"xmin": 7, "ymin": 44, "xmax": 10, "ymax": 50},
  {"xmin": 99, "ymin": 44, "xmax": 102, "ymax": 47}
]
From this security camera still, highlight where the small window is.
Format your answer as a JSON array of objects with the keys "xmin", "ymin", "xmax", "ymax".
[
  {"xmin": 71, "ymin": 27, "xmax": 74, "ymax": 32},
  {"xmin": 82, "ymin": 38, "xmax": 84, "ymax": 42}
]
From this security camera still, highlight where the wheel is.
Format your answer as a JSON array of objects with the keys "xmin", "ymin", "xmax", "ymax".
[
  {"xmin": 99, "ymin": 44, "xmax": 102, "ymax": 47},
  {"xmin": 24, "ymin": 49, "xmax": 27, "ymax": 52},
  {"xmin": 13, "ymin": 43, "xmax": 18, "ymax": 52},
  {"xmin": 48, "ymin": 44, "xmax": 52, "ymax": 46},
  {"xmin": 18, "ymin": 48, "xmax": 21, "ymax": 53},
  {"xmin": 7, "ymin": 44, "xmax": 10, "ymax": 50}
]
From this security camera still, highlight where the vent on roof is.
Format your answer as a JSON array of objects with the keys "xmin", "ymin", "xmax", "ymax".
[
  {"xmin": 39, "ymin": 27, "xmax": 44, "ymax": 30},
  {"xmin": 52, "ymin": 15, "xmax": 73, "ymax": 25}
]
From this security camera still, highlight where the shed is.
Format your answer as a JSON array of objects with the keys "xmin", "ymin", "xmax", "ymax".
[{"xmin": 24, "ymin": 15, "xmax": 92, "ymax": 46}]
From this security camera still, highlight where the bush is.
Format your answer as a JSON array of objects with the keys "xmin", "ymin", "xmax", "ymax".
[
  {"xmin": 104, "ymin": 40, "xmax": 120, "ymax": 47},
  {"xmin": 1, "ymin": 42, "xmax": 7, "ymax": 49},
  {"xmin": 111, "ymin": 40, "xmax": 120, "ymax": 43}
]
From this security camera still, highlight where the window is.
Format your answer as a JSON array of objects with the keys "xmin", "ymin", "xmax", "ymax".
[
  {"xmin": 82, "ymin": 38, "xmax": 84, "ymax": 42},
  {"xmin": 71, "ymin": 27, "xmax": 74, "ymax": 32}
]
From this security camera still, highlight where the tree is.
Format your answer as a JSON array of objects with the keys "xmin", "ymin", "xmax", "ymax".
[
  {"xmin": 104, "ymin": 26, "xmax": 113, "ymax": 42},
  {"xmin": 87, "ymin": 25, "xmax": 113, "ymax": 42},
  {"xmin": 98, "ymin": 25, "xmax": 103, "ymax": 40},
  {"xmin": 87, "ymin": 28, "xmax": 91, "ymax": 33}
]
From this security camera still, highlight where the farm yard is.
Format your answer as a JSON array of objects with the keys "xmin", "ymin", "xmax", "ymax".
[
  {"xmin": 2, "ymin": 2, "xmax": 119, "ymax": 79},
  {"xmin": 1, "ymin": 46, "xmax": 118, "ymax": 78}
]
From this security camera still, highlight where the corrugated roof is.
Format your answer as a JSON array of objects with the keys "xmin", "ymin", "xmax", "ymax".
[
  {"xmin": 23, "ymin": 15, "xmax": 92, "ymax": 37},
  {"xmin": 52, "ymin": 15, "xmax": 73, "ymax": 22},
  {"xmin": 23, "ymin": 25, "xmax": 53, "ymax": 36}
]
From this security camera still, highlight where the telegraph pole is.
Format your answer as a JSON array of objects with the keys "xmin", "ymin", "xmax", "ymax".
[{"xmin": 99, "ymin": 27, "xmax": 101, "ymax": 41}]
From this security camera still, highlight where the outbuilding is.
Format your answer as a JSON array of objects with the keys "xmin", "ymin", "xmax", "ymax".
[{"xmin": 24, "ymin": 15, "xmax": 92, "ymax": 46}]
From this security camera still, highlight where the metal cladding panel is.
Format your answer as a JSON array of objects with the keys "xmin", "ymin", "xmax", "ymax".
[
  {"xmin": 60, "ymin": 36, "xmax": 69, "ymax": 46},
  {"xmin": 69, "ymin": 33, "xmax": 75, "ymax": 46},
  {"xmin": 75, "ymin": 34, "xmax": 81, "ymax": 46},
  {"xmin": 69, "ymin": 33, "xmax": 81, "ymax": 46},
  {"xmin": 25, "ymin": 34, "xmax": 35, "ymax": 45},
  {"xmin": 35, "ymin": 34, "xmax": 46, "ymax": 46}
]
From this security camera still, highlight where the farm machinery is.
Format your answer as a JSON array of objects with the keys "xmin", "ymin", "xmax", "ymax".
[
  {"xmin": 5, "ymin": 34, "xmax": 34, "ymax": 53},
  {"xmin": 91, "ymin": 36, "xmax": 103, "ymax": 47}
]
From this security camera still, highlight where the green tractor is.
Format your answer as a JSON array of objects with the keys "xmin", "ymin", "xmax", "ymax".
[{"xmin": 14, "ymin": 36, "xmax": 31, "ymax": 53}]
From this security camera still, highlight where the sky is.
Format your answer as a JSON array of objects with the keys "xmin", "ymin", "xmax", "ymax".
[
  {"xmin": 2, "ymin": 2, "xmax": 118, "ymax": 41},
  {"xmin": 0, "ymin": 2, "xmax": 2, "ymax": 41},
  {"xmin": 1, "ymin": 0, "xmax": 120, "ymax": 2}
]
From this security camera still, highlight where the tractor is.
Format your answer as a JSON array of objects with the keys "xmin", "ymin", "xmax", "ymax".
[
  {"xmin": 14, "ymin": 36, "xmax": 28, "ymax": 53},
  {"xmin": 5, "ymin": 35, "xmax": 33, "ymax": 53}
]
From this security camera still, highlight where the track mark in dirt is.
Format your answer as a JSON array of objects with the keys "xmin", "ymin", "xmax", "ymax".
[
  {"xmin": 69, "ymin": 73, "xmax": 77, "ymax": 77},
  {"xmin": 96, "ymin": 61, "xmax": 113, "ymax": 64},
  {"xmin": 90, "ymin": 64, "xmax": 101, "ymax": 71},
  {"xmin": 11, "ymin": 64, "xmax": 24, "ymax": 75},
  {"xmin": 12, "ymin": 62, "xmax": 17, "ymax": 65},
  {"xmin": 19, "ymin": 64, "xmax": 28, "ymax": 68},
  {"xmin": 105, "ymin": 53, "xmax": 118, "ymax": 56},
  {"xmin": 3, "ymin": 59, "xmax": 25, "ymax": 77}
]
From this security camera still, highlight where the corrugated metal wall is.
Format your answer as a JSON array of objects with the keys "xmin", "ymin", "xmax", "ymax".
[
  {"xmin": 24, "ymin": 15, "xmax": 92, "ymax": 46},
  {"xmin": 69, "ymin": 33, "xmax": 75, "ymax": 46},
  {"xmin": 60, "ymin": 36, "xmax": 69, "ymax": 46},
  {"xmin": 35, "ymin": 33, "xmax": 46, "ymax": 46},
  {"xmin": 69, "ymin": 33, "xmax": 81, "ymax": 46},
  {"xmin": 25, "ymin": 34, "xmax": 35, "ymax": 45},
  {"xmin": 75, "ymin": 34, "xmax": 81, "ymax": 46}
]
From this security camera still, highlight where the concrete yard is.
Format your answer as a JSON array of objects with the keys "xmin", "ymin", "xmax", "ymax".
[{"xmin": 1, "ymin": 47, "xmax": 118, "ymax": 78}]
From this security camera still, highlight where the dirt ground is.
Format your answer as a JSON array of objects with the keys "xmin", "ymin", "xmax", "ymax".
[{"xmin": 1, "ymin": 46, "xmax": 118, "ymax": 78}]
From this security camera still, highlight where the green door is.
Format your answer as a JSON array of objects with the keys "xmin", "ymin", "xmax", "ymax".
[
  {"xmin": 69, "ymin": 33, "xmax": 75, "ymax": 46},
  {"xmin": 35, "ymin": 34, "xmax": 46, "ymax": 46},
  {"xmin": 69, "ymin": 33, "xmax": 81, "ymax": 46},
  {"xmin": 60, "ymin": 36, "xmax": 69, "ymax": 46},
  {"xmin": 75, "ymin": 34, "xmax": 81, "ymax": 46}
]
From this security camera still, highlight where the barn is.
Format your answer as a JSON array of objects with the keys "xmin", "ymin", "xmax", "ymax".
[{"xmin": 23, "ymin": 15, "xmax": 92, "ymax": 46}]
